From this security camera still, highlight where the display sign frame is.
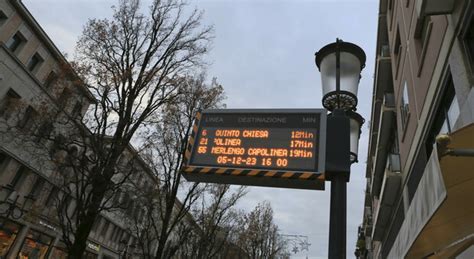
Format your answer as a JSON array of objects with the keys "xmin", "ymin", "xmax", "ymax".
[{"xmin": 181, "ymin": 109, "xmax": 327, "ymax": 190}]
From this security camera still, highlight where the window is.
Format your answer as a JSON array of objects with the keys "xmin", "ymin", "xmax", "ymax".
[
  {"xmin": 60, "ymin": 194, "xmax": 72, "ymax": 212},
  {"xmin": 425, "ymin": 73, "xmax": 459, "ymax": 156},
  {"xmin": 386, "ymin": 125, "xmax": 401, "ymax": 172},
  {"xmin": 388, "ymin": 0, "xmax": 396, "ymax": 29},
  {"xmin": 438, "ymin": 97, "xmax": 459, "ymax": 135},
  {"xmin": 0, "ymin": 89, "xmax": 21, "ymax": 118},
  {"xmin": 26, "ymin": 53, "xmax": 44, "ymax": 72},
  {"xmin": 388, "ymin": 0, "xmax": 394, "ymax": 11},
  {"xmin": 10, "ymin": 166, "xmax": 28, "ymax": 190},
  {"xmin": 113, "ymin": 227, "xmax": 123, "ymax": 246},
  {"xmin": 45, "ymin": 187, "xmax": 59, "ymax": 207},
  {"xmin": 419, "ymin": 18, "xmax": 432, "ymax": 49},
  {"xmin": 434, "ymin": 77, "xmax": 459, "ymax": 136},
  {"xmin": 0, "ymin": 153, "xmax": 7, "ymax": 177},
  {"xmin": 0, "ymin": 10, "xmax": 7, "ymax": 27},
  {"xmin": 120, "ymin": 232, "xmax": 129, "ymax": 245},
  {"xmin": 44, "ymin": 71, "xmax": 58, "ymax": 88},
  {"xmin": 381, "ymin": 45, "xmax": 390, "ymax": 57},
  {"xmin": 4, "ymin": 88, "xmax": 21, "ymax": 100},
  {"xmin": 464, "ymin": 15, "xmax": 474, "ymax": 71},
  {"xmin": 126, "ymin": 199, "xmax": 134, "ymax": 217},
  {"xmin": 100, "ymin": 220, "xmax": 110, "ymax": 238},
  {"xmin": 71, "ymin": 101, "xmax": 83, "ymax": 118},
  {"xmin": 394, "ymin": 28, "xmax": 402, "ymax": 76},
  {"xmin": 394, "ymin": 29, "xmax": 401, "ymax": 55},
  {"xmin": 109, "ymin": 226, "xmax": 117, "ymax": 244},
  {"xmin": 0, "ymin": 219, "xmax": 21, "ymax": 257},
  {"xmin": 18, "ymin": 229, "xmax": 53, "ymax": 259},
  {"xmin": 83, "ymin": 251, "xmax": 98, "ymax": 259},
  {"xmin": 400, "ymin": 81, "xmax": 410, "ymax": 130},
  {"xmin": 50, "ymin": 241, "xmax": 67, "ymax": 259},
  {"xmin": 113, "ymin": 228, "xmax": 121, "ymax": 244},
  {"xmin": 35, "ymin": 121, "xmax": 53, "ymax": 142},
  {"xmin": 414, "ymin": 16, "xmax": 432, "ymax": 67},
  {"xmin": 28, "ymin": 177, "xmax": 45, "ymax": 197},
  {"xmin": 17, "ymin": 106, "xmax": 37, "ymax": 129},
  {"xmin": 57, "ymin": 88, "xmax": 71, "ymax": 109},
  {"xmin": 0, "ymin": 153, "xmax": 6, "ymax": 167},
  {"xmin": 5, "ymin": 32, "xmax": 25, "ymax": 53},
  {"xmin": 91, "ymin": 217, "xmax": 101, "ymax": 234}
]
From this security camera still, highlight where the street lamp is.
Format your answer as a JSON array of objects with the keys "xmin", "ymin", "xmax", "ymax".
[
  {"xmin": 315, "ymin": 38, "xmax": 366, "ymax": 259},
  {"xmin": 348, "ymin": 111, "xmax": 365, "ymax": 163},
  {"xmin": 315, "ymin": 38, "xmax": 365, "ymax": 112}
]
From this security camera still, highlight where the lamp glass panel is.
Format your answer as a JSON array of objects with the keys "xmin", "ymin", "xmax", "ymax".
[
  {"xmin": 320, "ymin": 52, "xmax": 362, "ymax": 96},
  {"xmin": 350, "ymin": 117, "xmax": 361, "ymax": 158}
]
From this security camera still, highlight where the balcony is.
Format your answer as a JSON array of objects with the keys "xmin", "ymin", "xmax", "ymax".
[
  {"xmin": 366, "ymin": 41, "xmax": 392, "ymax": 178},
  {"xmin": 371, "ymin": 93, "xmax": 396, "ymax": 197},
  {"xmin": 363, "ymin": 206, "xmax": 373, "ymax": 239},
  {"xmin": 415, "ymin": 0, "xmax": 454, "ymax": 17},
  {"xmin": 371, "ymin": 168, "xmax": 402, "ymax": 241},
  {"xmin": 388, "ymin": 123, "xmax": 474, "ymax": 258}
]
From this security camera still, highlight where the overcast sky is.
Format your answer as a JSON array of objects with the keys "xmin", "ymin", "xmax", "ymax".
[{"xmin": 25, "ymin": 0, "xmax": 378, "ymax": 258}]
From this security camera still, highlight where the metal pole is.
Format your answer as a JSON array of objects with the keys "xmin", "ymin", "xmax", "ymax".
[
  {"xmin": 325, "ymin": 110, "xmax": 350, "ymax": 259},
  {"xmin": 329, "ymin": 172, "xmax": 347, "ymax": 259},
  {"xmin": 332, "ymin": 42, "xmax": 347, "ymax": 259}
]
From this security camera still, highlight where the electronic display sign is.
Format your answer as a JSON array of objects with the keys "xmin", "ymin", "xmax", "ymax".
[{"xmin": 182, "ymin": 109, "xmax": 326, "ymax": 190}]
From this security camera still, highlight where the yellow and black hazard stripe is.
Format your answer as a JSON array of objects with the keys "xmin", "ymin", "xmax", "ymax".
[
  {"xmin": 183, "ymin": 111, "xmax": 201, "ymax": 164},
  {"xmin": 182, "ymin": 111, "xmax": 324, "ymax": 183},
  {"xmin": 182, "ymin": 166, "xmax": 325, "ymax": 181}
]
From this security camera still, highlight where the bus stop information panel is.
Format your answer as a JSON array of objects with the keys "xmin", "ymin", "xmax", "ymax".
[{"xmin": 182, "ymin": 109, "xmax": 326, "ymax": 190}]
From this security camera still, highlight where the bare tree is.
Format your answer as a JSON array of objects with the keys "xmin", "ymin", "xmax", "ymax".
[
  {"xmin": 0, "ymin": 0, "xmax": 213, "ymax": 258},
  {"xmin": 179, "ymin": 184, "xmax": 247, "ymax": 259},
  {"xmin": 125, "ymin": 73, "xmax": 230, "ymax": 259},
  {"xmin": 232, "ymin": 202, "xmax": 290, "ymax": 259}
]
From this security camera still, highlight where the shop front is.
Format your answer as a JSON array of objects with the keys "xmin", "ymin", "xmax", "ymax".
[
  {"xmin": 49, "ymin": 241, "xmax": 67, "ymax": 259},
  {"xmin": 17, "ymin": 228, "xmax": 53, "ymax": 259},
  {"xmin": 0, "ymin": 218, "xmax": 22, "ymax": 257}
]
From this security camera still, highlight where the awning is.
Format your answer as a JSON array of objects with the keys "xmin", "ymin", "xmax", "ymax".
[{"xmin": 391, "ymin": 123, "xmax": 474, "ymax": 258}]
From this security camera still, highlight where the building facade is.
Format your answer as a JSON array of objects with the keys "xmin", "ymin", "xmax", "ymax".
[
  {"xmin": 0, "ymin": 0, "xmax": 164, "ymax": 258},
  {"xmin": 358, "ymin": 0, "xmax": 474, "ymax": 258}
]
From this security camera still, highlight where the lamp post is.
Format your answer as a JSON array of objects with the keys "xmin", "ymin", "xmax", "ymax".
[{"xmin": 315, "ymin": 38, "xmax": 366, "ymax": 259}]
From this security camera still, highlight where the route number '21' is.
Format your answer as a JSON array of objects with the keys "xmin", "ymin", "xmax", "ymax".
[{"xmin": 200, "ymin": 138, "xmax": 208, "ymax": 145}]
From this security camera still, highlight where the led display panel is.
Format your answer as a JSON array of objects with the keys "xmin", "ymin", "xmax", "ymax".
[{"xmin": 182, "ymin": 109, "xmax": 326, "ymax": 190}]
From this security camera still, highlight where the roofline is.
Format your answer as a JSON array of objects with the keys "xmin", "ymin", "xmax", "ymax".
[{"xmin": 10, "ymin": 0, "xmax": 96, "ymax": 103}]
